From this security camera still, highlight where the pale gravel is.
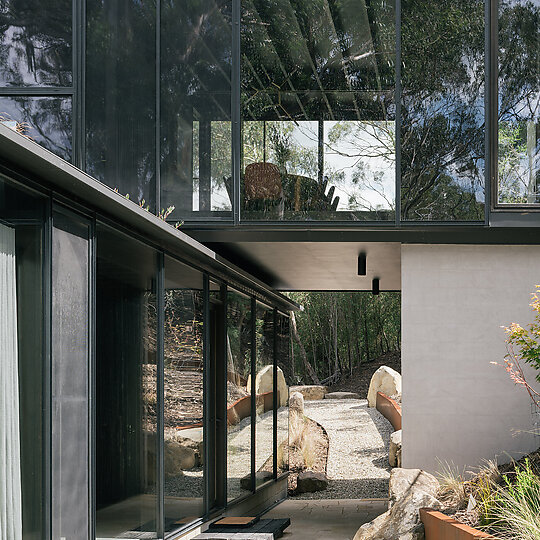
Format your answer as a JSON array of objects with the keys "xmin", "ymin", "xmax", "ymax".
[{"xmin": 295, "ymin": 398, "xmax": 393, "ymax": 499}]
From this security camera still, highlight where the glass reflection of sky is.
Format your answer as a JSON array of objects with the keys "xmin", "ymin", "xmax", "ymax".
[{"xmin": 241, "ymin": 120, "xmax": 395, "ymax": 212}]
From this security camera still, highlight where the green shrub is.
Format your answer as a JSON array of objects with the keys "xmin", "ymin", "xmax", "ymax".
[{"xmin": 479, "ymin": 460, "xmax": 540, "ymax": 539}]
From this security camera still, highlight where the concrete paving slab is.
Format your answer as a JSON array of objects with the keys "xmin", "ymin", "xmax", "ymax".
[{"xmin": 264, "ymin": 499, "xmax": 388, "ymax": 540}]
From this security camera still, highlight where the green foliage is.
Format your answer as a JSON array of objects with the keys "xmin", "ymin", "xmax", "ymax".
[
  {"xmin": 504, "ymin": 286, "xmax": 540, "ymax": 384},
  {"xmin": 498, "ymin": 122, "xmax": 529, "ymax": 204},
  {"xmin": 287, "ymin": 291, "xmax": 400, "ymax": 384},
  {"xmin": 479, "ymin": 460, "xmax": 540, "ymax": 539}
]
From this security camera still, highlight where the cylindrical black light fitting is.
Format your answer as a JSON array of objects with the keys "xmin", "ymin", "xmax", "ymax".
[
  {"xmin": 357, "ymin": 252, "xmax": 367, "ymax": 275},
  {"xmin": 372, "ymin": 277, "xmax": 380, "ymax": 295}
]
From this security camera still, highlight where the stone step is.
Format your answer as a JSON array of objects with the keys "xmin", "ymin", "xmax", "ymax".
[{"xmin": 324, "ymin": 391, "xmax": 360, "ymax": 399}]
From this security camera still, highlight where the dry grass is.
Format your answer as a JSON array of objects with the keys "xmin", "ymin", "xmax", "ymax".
[
  {"xmin": 289, "ymin": 412, "xmax": 321, "ymax": 470},
  {"xmin": 436, "ymin": 461, "xmax": 469, "ymax": 509}
]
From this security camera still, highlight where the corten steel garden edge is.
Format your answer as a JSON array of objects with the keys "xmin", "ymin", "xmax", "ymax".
[
  {"xmin": 376, "ymin": 391, "xmax": 402, "ymax": 431},
  {"xmin": 420, "ymin": 509, "xmax": 500, "ymax": 540}
]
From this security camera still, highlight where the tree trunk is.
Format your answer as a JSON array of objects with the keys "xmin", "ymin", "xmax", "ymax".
[{"xmin": 290, "ymin": 310, "xmax": 320, "ymax": 384}]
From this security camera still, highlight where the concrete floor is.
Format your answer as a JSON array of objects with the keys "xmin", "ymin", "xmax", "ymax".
[{"xmin": 264, "ymin": 499, "xmax": 388, "ymax": 540}]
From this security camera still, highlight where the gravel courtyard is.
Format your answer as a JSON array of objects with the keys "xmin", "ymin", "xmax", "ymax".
[{"xmin": 298, "ymin": 398, "xmax": 393, "ymax": 499}]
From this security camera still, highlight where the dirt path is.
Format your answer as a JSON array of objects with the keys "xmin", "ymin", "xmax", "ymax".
[{"xmin": 299, "ymin": 398, "xmax": 393, "ymax": 499}]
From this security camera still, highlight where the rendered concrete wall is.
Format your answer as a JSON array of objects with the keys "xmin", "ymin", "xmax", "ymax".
[{"xmin": 402, "ymin": 245, "xmax": 540, "ymax": 474}]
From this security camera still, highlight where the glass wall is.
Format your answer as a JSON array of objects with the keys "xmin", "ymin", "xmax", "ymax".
[
  {"xmin": 276, "ymin": 312, "xmax": 290, "ymax": 476},
  {"xmin": 163, "ymin": 257, "xmax": 205, "ymax": 533},
  {"xmin": 86, "ymin": 0, "xmax": 157, "ymax": 212},
  {"xmin": 226, "ymin": 289, "xmax": 253, "ymax": 500},
  {"xmin": 254, "ymin": 303, "xmax": 274, "ymax": 487},
  {"xmin": 0, "ymin": 96, "xmax": 72, "ymax": 160},
  {"xmin": 0, "ymin": 0, "xmax": 73, "ymax": 161},
  {"xmin": 95, "ymin": 224, "xmax": 158, "ymax": 539},
  {"xmin": 240, "ymin": 0, "xmax": 396, "ymax": 221},
  {"xmin": 51, "ymin": 210, "xmax": 91, "ymax": 540},
  {"xmin": 160, "ymin": 0, "xmax": 233, "ymax": 220},
  {"xmin": 0, "ymin": 177, "xmax": 46, "ymax": 540},
  {"xmin": 400, "ymin": 0, "xmax": 485, "ymax": 221},
  {"xmin": 2, "ymin": 1, "xmax": 540, "ymax": 220},
  {"xmin": 497, "ymin": 0, "xmax": 539, "ymax": 205},
  {"xmin": 0, "ymin": 0, "xmax": 72, "ymax": 86},
  {"xmin": 0, "ymin": 170, "xmax": 293, "ymax": 538}
]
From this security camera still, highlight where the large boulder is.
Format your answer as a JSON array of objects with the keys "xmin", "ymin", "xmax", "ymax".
[
  {"xmin": 247, "ymin": 365, "xmax": 288, "ymax": 407},
  {"xmin": 367, "ymin": 366, "xmax": 402, "ymax": 407},
  {"xmin": 296, "ymin": 471, "xmax": 328, "ymax": 493},
  {"xmin": 289, "ymin": 391, "xmax": 304, "ymax": 416},
  {"xmin": 389, "ymin": 430, "xmax": 402, "ymax": 468},
  {"xmin": 289, "ymin": 385, "xmax": 328, "ymax": 401},
  {"xmin": 353, "ymin": 468, "xmax": 441, "ymax": 540},
  {"xmin": 164, "ymin": 441, "xmax": 196, "ymax": 476},
  {"xmin": 388, "ymin": 469, "xmax": 439, "ymax": 509}
]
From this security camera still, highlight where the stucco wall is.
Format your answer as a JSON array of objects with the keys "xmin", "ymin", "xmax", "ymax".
[{"xmin": 402, "ymin": 245, "xmax": 540, "ymax": 474}]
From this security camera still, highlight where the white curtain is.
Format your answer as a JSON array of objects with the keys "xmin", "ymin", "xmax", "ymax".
[{"xmin": 0, "ymin": 223, "xmax": 22, "ymax": 540}]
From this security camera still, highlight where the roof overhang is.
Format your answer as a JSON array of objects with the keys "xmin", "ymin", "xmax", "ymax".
[{"xmin": 0, "ymin": 124, "xmax": 299, "ymax": 311}]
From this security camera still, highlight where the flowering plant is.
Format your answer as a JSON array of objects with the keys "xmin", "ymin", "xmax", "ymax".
[{"xmin": 495, "ymin": 286, "xmax": 540, "ymax": 408}]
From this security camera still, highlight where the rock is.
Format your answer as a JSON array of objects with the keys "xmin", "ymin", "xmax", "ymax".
[
  {"xmin": 324, "ymin": 391, "xmax": 360, "ymax": 399},
  {"xmin": 353, "ymin": 468, "xmax": 441, "ymax": 540},
  {"xmin": 289, "ymin": 391, "xmax": 304, "ymax": 415},
  {"xmin": 164, "ymin": 441, "xmax": 196, "ymax": 476},
  {"xmin": 388, "ymin": 468, "xmax": 439, "ymax": 509},
  {"xmin": 389, "ymin": 430, "xmax": 402, "ymax": 468},
  {"xmin": 296, "ymin": 471, "xmax": 328, "ymax": 493},
  {"xmin": 367, "ymin": 366, "xmax": 402, "ymax": 407},
  {"xmin": 240, "ymin": 470, "xmax": 273, "ymax": 490},
  {"xmin": 247, "ymin": 365, "xmax": 288, "ymax": 407},
  {"xmin": 289, "ymin": 385, "xmax": 328, "ymax": 401}
]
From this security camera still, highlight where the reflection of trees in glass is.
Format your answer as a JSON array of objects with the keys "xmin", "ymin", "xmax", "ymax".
[
  {"xmin": 401, "ymin": 0, "xmax": 485, "ymax": 221},
  {"xmin": 326, "ymin": 120, "xmax": 395, "ymax": 212},
  {"xmin": 498, "ymin": 0, "xmax": 539, "ymax": 204},
  {"xmin": 227, "ymin": 293, "xmax": 252, "ymax": 380},
  {"xmin": 86, "ymin": 0, "xmax": 156, "ymax": 209},
  {"xmin": 160, "ymin": 0, "xmax": 232, "ymax": 216},
  {"xmin": 241, "ymin": 120, "xmax": 395, "ymax": 213},
  {"xmin": 164, "ymin": 290, "xmax": 203, "ymax": 369},
  {"xmin": 0, "ymin": 96, "xmax": 71, "ymax": 160},
  {"xmin": 240, "ymin": 0, "xmax": 396, "ymax": 218},
  {"xmin": 498, "ymin": 122, "xmax": 536, "ymax": 203},
  {"xmin": 0, "ymin": 0, "xmax": 72, "ymax": 86}
]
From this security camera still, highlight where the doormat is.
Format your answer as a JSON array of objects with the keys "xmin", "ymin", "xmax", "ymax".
[{"xmin": 206, "ymin": 518, "xmax": 290, "ymax": 537}]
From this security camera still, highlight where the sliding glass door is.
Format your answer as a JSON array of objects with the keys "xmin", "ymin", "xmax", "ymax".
[
  {"xmin": 95, "ymin": 224, "xmax": 159, "ymax": 539},
  {"xmin": 51, "ymin": 209, "xmax": 91, "ymax": 540}
]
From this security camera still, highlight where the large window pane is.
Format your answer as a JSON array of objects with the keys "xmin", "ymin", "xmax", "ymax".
[
  {"xmin": 0, "ymin": 96, "xmax": 72, "ymax": 161},
  {"xmin": 254, "ymin": 303, "xmax": 274, "ymax": 487},
  {"xmin": 497, "ymin": 0, "xmax": 540, "ymax": 204},
  {"xmin": 1, "ymin": 177, "xmax": 46, "ymax": 540},
  {"xmin": 226, "ymin": 290, "xmax": 252, "ymax": 500},
  {"xmin": 86, "ymin": 0, "xmax": 156, "ymax": 212},
  {"xmin": 96, "ymin": 225, "xmax": 158, "ymax": 539},
  {"xmin": 0, "ymin": 0, "xmax": 72, "ymax": 87},
  {"xmin": 51, "ymin": 211, "xmax": 90, "ymax": 540},
  {"xmin": 160, "ymin": 0, "xmax": 232, "ymax": 221},
  {"xmin": 241, "ymin": 0, "xmax": 396, "ymax": 221},
  {"xmin": 276, "ymin": 313, "xmax": 290, "ymax": 476},
  {"xmin": 163, "ymin": 257, "xmax": 205, "ymax": 533},
  {"xmin": 401, "ymin": 0, "xmax": 485, "ymax": 221}
]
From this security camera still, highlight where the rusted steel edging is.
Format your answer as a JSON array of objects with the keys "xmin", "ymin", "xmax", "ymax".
[{"xmin": 376, "ymin": 391, "xmax": 402, "ymax": 431}]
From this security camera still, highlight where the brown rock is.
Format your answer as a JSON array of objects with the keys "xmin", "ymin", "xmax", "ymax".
[
  {"xmin": 289, "ymin": 385, "xmax": 328, "ymax": 401},
  {"xmin": 296, "ymin": 471, "xmax": 328, "ymax": 493}
]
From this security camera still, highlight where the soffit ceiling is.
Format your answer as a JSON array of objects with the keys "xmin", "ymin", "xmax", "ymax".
[{"xmin": 209, "ymin": 241, "xmax": 401, "ymax": 291}]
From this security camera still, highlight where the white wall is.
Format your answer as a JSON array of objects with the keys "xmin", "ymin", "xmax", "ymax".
[{"xmin": 402, "ymin": 245, "xmax": 540, "ymax": 475}]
